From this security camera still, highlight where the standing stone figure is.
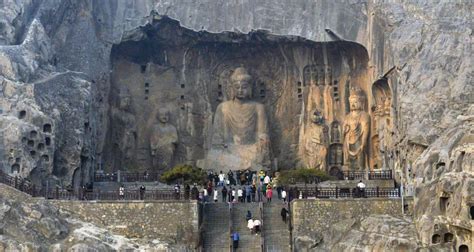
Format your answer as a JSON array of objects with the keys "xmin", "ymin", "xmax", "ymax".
[
  {"xmin": 299, "ymin": 109, "xmax": 328, "ymax": 169},
  {"xmin": 150, "ymin": 108, "xmax": 178, "ymax": 172},
  {"xmin": 206, "ymin": 67, "xmax": 270, "ymax": 171},
  {"xmin": 111, "ymin": 87, "xmax": 137, "ymax": 170},
  {"xmin": 343, "ymin": 86, "xmax": 370, "ymax": 171}
]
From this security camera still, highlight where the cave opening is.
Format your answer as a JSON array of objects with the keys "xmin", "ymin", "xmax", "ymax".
[
  {"xmin": 459, "ymin": 245, "xmax": 469, "ymax": 252},
  {"xmin": 440, "ymin": 197, "xmax": 449, "ymax": 214},
  {"xmin": 18, "ymin": 110, "xmax": 26, "ymax": 119},
  {"xmin": 431, "ymin": 234, "xmax": 441, "ymax": 244},
  {"xmin": 443, "ymin": 232, "xmax": 454, "ymax": 243},
  {"xmin": 104, "ymin": 16, "xmax": 370, "ymax": 173},
  {"xmin": 470, "ymin": 205, "xmax": 474, "ymax": 220},
  {"xmin": 11, "ymin": 163, "xmax": 20, "ymax": 174},
  {"xmin": 43, "ymin": 123, "xmax": 52, "ymax": 133}
]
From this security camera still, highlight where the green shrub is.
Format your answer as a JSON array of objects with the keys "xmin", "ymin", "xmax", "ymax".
[
  {"xmin": 160, "ymin": 164, "xmax": 207, "ymax": 184},
  {"xmin": 278, "ymin": 168, "xmax": 334, "ymax": 185}
]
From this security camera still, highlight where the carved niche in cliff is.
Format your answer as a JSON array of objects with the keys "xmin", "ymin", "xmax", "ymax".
[
  {"xmin": 371, "ymin": 78, "xmax": 393, "ymax": 170},
  {"xmin": 101, "ymin": 17, "xmax": 374, "ymax": 173}
]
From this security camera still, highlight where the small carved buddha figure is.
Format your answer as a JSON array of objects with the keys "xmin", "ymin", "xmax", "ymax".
[
  {"xmin": 343, "ymin": 86, "xmax": 370, "ymax": 171},
  {"xmin": 150, "ymin": 108, "xmax": 178, "ymax": 171},
  {"xmin": 300, "ymin": 109, "xmax": 328, "ymax": 169},
  {"xmin": 208, "ymin": 67, "xmax": 270, "ymax": 171}
]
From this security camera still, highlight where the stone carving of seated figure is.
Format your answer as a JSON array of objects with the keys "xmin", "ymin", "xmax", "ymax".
[{"xmin": 205, "ymin": 67, "xmax": 271, "ymax": 171}]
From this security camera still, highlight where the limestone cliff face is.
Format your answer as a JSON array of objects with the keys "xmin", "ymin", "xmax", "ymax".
[{"xmin": 0, "ymin": 0, "xmax": 472, "ymax": 250}]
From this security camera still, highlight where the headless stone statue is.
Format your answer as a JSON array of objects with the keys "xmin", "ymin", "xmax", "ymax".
[
  {"xmin": 206, "ymin": 67, "xmax": 270, "ymax": 171},
  {"xmin": 299, "ymin": 109, "xmax": 328, "ymax": 169},
  {"xmin": 150, "ymin": 108, "xmax": 178, "ymax": 172},
  {"xmin": 343, "ymin": 86, "xmax": 370, "ymax": 171}
]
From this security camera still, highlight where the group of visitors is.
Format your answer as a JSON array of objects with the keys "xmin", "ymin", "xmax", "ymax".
[
  {"xmin": 245, "ymin": 210, "xmax": 262, "ymax": 235},
  {"xmin": 200, "ymin": 170, "xmax": 288, "ymax": 203}
]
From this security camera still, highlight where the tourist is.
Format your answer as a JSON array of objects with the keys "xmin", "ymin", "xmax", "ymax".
[
  {"xmin": 231, "ymin": 231, "xmax": 239, "ymax": 250},
  {"xmin": 118, "ymin": 185, "xmax": 125, "ymax": 200},
  {"xmin": 207, "ymin": 181, "xmax": 213, "ymax": 196},
  {"xmin": 191, "ymin": 183, "xmax": 199, "ymax": 200},
  {"xmin": 281, "ymin": 207, "xmax": 289, "ymax": 223},
  {"xmin": 357, "ymin": 180, "xmax": 366, "ymax": 198},
  {"xmin": 222, "ymin": 186, "xmax": 228, "ymax": 202},
  {"xmin": 207, "ymin": 171, "xmax": 214, "ymax": 185},
  {"xmin": 213, "ymin": 188, "xmax": 218, "ymax": 202},
  {"xmin": 259, "ymin": 170, "xmax": 265, "ymax": 183},
  {"xmin": 227, "ymin": 170, "xmax": 234, "ymax": 185},
  {"xmin": 213, "ymin": 173, "xmax": 219, "ymax": 187},
  {"xmin": 245, "ymin": 185, "xmax": 252, "ymax": 202},
  {"xmin": 266, "ymin": 184, "xmax": 273, "ymax": 202},
  {"xmin": 262, "ymin": 183, "xmax": 267, "ymax": 199},
  {"xmin": 247, "ymin": 219, "xmax": 254, "ymax": 234},
  {"xmin": 253, "ymin": 219, "xmax": 261, "ymax": 234},
  {"xmin": 264, "ymin": 174, "xmax": 271, "ymax": 186},
  {"xmin": 228, "ymin": 187, "xmax": 233, "ymax": 202},
  {"xmin": 184, "ymin": 184, "xmax": 190, "ymax": 200},
  {"xmin": 236, "ymin": 170, "xmax": 242, "ymax": 185},
  {"xmin": 246, "ymin": 210, "xmax": 252, "ymax": 221},
  {"xmin": 139, "ymin": 185, "xmax": 146, "ymax": 200},
  {"xmin": 242, "ymin": 187, "xmax": 247, "ymax": 203},
  {"xmin": 203, "ymin": 187, "xmax": 208, "ymax": 202},
  {"xmin": 237, "ymin": 187, "xmax": 243, "ymax": 202},
  {"xmin": 252, "ymin": 172, "xmax": 258, "ymax": 185},
  {"xmin": 231, "ymin": 188, "xmax": 236, "ymax": 202},
  {"xmin": 281, "ymin": 189, "xmax": 287, "ymax": 202},
  {"xmin": 251, "ymin": 184, "xmax": 256, "ymax": 202},
  {"xmin": 257, "ymin": 184, "xmax": 262, "ymax": 202},
  {"xmin": 218, "ymin": 171, "xmax": 225, "ymax": 186},
  {"xmin": 174, "ymin": 183, "xmax": 181, "ymax": 200}
]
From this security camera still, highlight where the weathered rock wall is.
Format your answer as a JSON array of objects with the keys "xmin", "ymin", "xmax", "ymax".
[
  {"xmin": 291, "ymin": 198, "xmax": 419, "ymax": 251},
  {"xmin": 292, "ymin": 198, "xmax": 404, "ymax": 235},
  {"xmin": 50, "ymin": 199, "xmax": 200, "ymax": 246}
]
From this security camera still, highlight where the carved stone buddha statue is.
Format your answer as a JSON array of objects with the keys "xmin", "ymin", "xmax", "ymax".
[
  {"xmin": 150, "ymin": 108, "xmax": 178, "ymax": 172},
  {"xmin": 343, "ymin": 86, "xmax": 370, "ymax": 171},
  {"xmin": 299, "ymin": 109, "xmax": 328, "ymax": 169},
  {"xmin": 205, "ymin": 67, "xmax": 271, "ymax": 171}
]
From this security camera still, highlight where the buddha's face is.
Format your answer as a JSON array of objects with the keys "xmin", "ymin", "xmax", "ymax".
[
  {"xmin": 157, "ymin": 110, "xmax": 169, "ymax": 123},
  {"xmin": 349, "ymin": 97, "xmax": 363, "ymax": 111},
  {"xmin": 311, "ymin": 110, "xmax": 323, "ymax": 124},
  {"xmin": 233, "ymin": 79, "xmax": 251, "ymax": 100}
]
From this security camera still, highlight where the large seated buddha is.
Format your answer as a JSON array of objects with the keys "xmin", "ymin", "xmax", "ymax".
[{"xmin": 205, "ymin": 67, "xmax": 271, "ymax": 171}]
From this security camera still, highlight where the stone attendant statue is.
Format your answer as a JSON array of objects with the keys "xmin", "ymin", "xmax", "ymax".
[
  {"xmin": 207, "ymin": 67, "xmax": 270, "ymax": 171},
  {"xmin": 150, "ymin": 108, "xmax": 178, "ymax": 171},
  {"xmin": 343, "ymin": 86, "xmax": 370, "ymax": 171},
  {"xmin": 299, "ymin": 109, "xmax": 328, "ymax": 169},
  {"xmin": 111, "ymin": 87, "xmax": 137, "ymax": 169}
]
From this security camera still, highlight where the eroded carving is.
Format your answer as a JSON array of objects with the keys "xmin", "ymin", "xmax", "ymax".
[
  {"xmin": 299, "ymin": 109, "xmax": 328, "ymax": 169},
  {"xmin": 110, "ymin": 87, "xmax": 137, "ymax": 170},
  {"xmin": 150, "ymin": 108, "xmax": 178, "ymax": 172}
]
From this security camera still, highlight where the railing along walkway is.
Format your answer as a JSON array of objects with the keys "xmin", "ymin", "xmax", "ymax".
[
  {"xmin": 289, "ymin": 186, "xmax": 401, "ymax": 199},
  {"xmin": 0, "ymin": 170, "xmax": 188, "ymax": 201}
]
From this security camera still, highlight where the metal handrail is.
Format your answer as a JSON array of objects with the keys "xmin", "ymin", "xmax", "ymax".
[{"xmin": 289, "ymin": 186, "xmax": 401, "ymax": 199}]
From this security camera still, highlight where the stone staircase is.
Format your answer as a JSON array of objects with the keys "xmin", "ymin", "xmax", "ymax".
[
  {"xmin": 263, "ymin": 203, "xmax": 291, "ymax": 252},
  {"xmin": 231, "ymin": 202, "xmax": 262, "ymax": 252},
  {"xmin": 202, "ymin": 203, "xmax": 231, "ymax": 252}
]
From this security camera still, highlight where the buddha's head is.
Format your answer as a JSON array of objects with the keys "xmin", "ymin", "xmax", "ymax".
[
  {"xmin": 157, "ymin": 108, "xmax": 170, "ymax": 123},
  {"xmin": 310, "ymin": 109, "xmax": 324, "ymax": 124},
  {"xmin": 118, "ymin": 87, "xmax": 132, "ymax": 110},
  {"xmin": 230, "ymin": 67, "xmax": 252, "ymax": 100},
  {"xmin": 349, "ymin": 86, "xmax": 365, "ymax": 111}
]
